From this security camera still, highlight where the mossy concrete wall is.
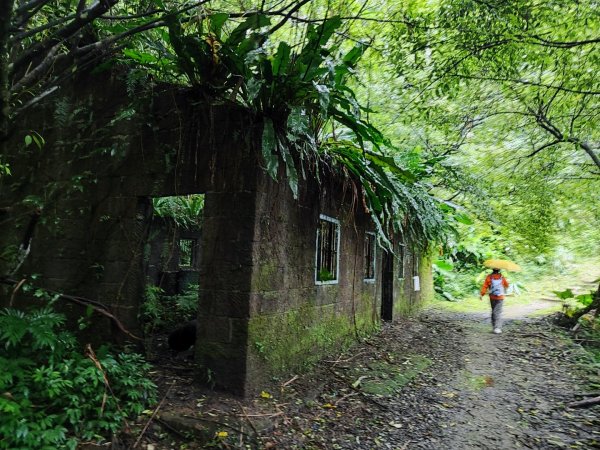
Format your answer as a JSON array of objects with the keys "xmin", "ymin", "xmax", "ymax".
[
  {"xmin": 391, "ymin": 243, "xmax": 432, "ymax": 317},
  {"xmin": 240, "ymin": 167, "xmax": 382, "ymax": 390},
  {"xmin": 0, "ymin": 70, "xmax": 432, "ymax": 396},
  {"xmin": 0, "ymin": 71, "xmax": 260, "ymax": 351}
]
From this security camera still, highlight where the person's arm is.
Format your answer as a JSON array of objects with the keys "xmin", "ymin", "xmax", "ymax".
[
  {"xmin": 503, "ymin": 277, "xmax": 509, "ymax": 288},
  {"xmin": 480, "ymin": 275, "xmax": 490, "ymax": 300}
]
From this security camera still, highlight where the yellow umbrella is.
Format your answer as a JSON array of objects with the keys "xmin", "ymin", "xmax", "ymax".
[{"xmin": 483, "ymin": 259, "xmax": 522, "ymax": 272}]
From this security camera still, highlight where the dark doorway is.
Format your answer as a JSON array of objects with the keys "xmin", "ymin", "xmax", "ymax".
[{"xmin": 381, "ymin": 250, "xmax": 394, "ymax": 321}]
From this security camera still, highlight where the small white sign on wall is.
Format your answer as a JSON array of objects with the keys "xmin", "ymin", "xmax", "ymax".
[{"xmin": 413, "ymin": 275, "xmax": 421, "ymax": 291}]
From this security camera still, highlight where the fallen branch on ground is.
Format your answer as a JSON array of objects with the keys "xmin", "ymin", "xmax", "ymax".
[
  {"xmin": 568, "ymin": 395, "xmax": 600, "ymax": 409},
  {"xmin": 133, "ymin": 383, "xmax": 174, "ymax": 448}
]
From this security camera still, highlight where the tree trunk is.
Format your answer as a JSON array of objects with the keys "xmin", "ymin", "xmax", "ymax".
[
  {"xmin": 577, "ymin": 140, "xmax": 600, "ymax": 174},
  {"xmin": 0, "ymin": 0, "xmax": 14, "ymax": 143}
]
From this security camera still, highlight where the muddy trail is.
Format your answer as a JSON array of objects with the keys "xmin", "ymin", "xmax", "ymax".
[{"xmin": 130, "ymin": 299, "xmax": 600, "ymax": 450}]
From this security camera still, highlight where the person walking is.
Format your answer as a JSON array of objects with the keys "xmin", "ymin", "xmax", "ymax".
[{"xmin": 480, "ymin": 268, "xmax": 509, "ymax": 334}]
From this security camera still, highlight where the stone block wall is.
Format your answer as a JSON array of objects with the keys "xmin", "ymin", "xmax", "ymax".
[
  {"xmin": 237, "ymin": 166, "xmax": 383, "ymax": 393},
  {"xmin": 0, "ymin": 70, "xmax": 431, "ymax": 395},
  {"xmin": 0, "ymin": 71, "xmax": 258, "ymax": 345}
]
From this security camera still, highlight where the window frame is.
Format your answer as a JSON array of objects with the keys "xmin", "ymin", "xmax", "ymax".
[
  {"xmin": 315, "ymin": 214, "xmax": 341, "ymax": 285},
  {"xmin": 364, "ymin": 232, "xmax": 377, "ymax": 283}
]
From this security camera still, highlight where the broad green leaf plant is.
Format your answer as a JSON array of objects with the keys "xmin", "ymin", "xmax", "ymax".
[{"xmin": 123, "ymin": 12, "xmax": 450, "ymax": 248}]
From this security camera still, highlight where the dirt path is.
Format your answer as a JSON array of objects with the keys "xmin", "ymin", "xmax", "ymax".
[
  {"xmin": 133, "ymin": 298, "xmax": 600, "ymax": 449},
  {"xmin": 431, "ymin": 312, "xmax": 596, "ymax": 449},
  {"xmin": 260, "ymin": 306, "xmax": 600, "ymax": 450}
]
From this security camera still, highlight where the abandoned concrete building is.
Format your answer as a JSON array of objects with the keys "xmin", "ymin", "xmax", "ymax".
[{"xmin": 0, "ymin": 72, "xmax": 433, "ymax": 395}]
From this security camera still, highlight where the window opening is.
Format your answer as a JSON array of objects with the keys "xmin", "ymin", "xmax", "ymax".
[
  {"xmin": 179, "ymin": 238, "xmax": 196, "ymax": 268},
  {"xmin": 364, "ymin": 232, "xmax": 376, "ymax": 282},
  {"xmin": 315, "ymin": 214, "xmax": 340, "ymax": 284}
]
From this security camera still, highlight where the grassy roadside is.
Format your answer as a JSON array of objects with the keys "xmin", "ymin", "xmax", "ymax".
[{"xmin": 425, "ymin": 258, "xmax": 600, "ymax": 316}]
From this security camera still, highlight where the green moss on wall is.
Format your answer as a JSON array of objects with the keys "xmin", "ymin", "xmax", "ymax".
[
  {"xmin": 248, "ymin": 303, "xmax": 377, "ymax": 374},
  {"xmin": 419, "ymin": 252, "xmax": 434, "ymax": 304},
  {"xmin": 253, "ymin": 261, "xmax": 278, "ymax": 292},
  {"xmin": 393, "ymin": 250, "xmax": 434, "ymax": 318}
]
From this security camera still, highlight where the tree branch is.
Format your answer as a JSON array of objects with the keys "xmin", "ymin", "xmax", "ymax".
[
  {"xmin": 9, "ymin": 42, "xmax": 61, "ymax": 95},
  {"xmin": 449, "ymin": 73, "xmax": 600, "ymax": 96},
  {"xmin": 569, "ymin": 139, "xmax": 600, "ymax": 173},
  {"xmin": 0, "ymin": 0, "xmax": 15, "ymax": 142},
  {"xmin": 529, "ymin": 35, "xmax": 600, "ymax": 48},
  {"xmin": 0, "ymin": 276, "xmax": 142, "ymax": 341},
  {"xmin": 14, "ymin": 0, "xmax": 49, "ymax": 15},
  {"xmin": 526, "ymin": 139, "xmax": 561, "ymax": 158},
  {"xmin": 11, "ymin": 10, "xmax": 77, "ymax": 42},
  {"xmin": 11, "ymin": 0, "xmax": 120, "ymax": 75},
  {"xmin": 12, "ymin": 0, "xmax": 50, "ymax": 29},
  {"xmin": 269, "ymin": 0, "xmax": 313, "ymax": 35}
]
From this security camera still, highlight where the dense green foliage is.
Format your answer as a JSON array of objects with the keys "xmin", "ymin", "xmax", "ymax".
[
  {"xmin": 0, "ymin": 304, "xmax": 156, "ymax": 449},
  {"xmin": 141, "ymin": 283, "xmax": 199, "ymax": 333},
  {"xmin": 1, "ymin": 1, "xmax": 598, "ymax": 446},
  {"xmin": 152, "ymin": 194, "xmax": 204, "ymax": 228},
  {"xmin": 358, "ymin": 0, "xmax": 600, "ymax": 296},
  {"xmin": 123, "ymin": 11, "xmax": 450, "ymax": 246}
]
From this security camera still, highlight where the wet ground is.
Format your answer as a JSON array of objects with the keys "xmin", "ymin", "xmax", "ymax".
[{"xmin": 124, "ymin": 297, "xmax": 600, "ymax": 450}]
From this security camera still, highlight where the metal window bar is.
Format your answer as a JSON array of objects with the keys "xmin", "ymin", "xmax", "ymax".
[
  {"xmin": 317, "ymin": 218, "xmax": 339, "ymax": 282},
  {"xmin": 179, "ymin": 239, "xmax": 195, "ymax": 267}
]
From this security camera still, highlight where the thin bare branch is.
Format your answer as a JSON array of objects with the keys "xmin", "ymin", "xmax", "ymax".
[
  {"xmin": 0, "ymin": 0, "xmax": 15, "ymax": 141},
  {"xmin": 529, "ymin": 35, "xmax": 600, "ymax": 48},
  {"xmin": 99, "ymin": 9, "xmax": 163, "ymax": 20},
  {"xmin": 12, "ymin": 85, "xmax": 58, "ymax": 117},
  {"xmin": 11, "ymin": 0, "xmax": 120, "ymax": 74},
  {"xmin": 526, "ymin": 139, "xmax": 562, "ymax": 158},
  {"xmin": 569, "ymin": 139, "xmax": 600, "ymax": 172},
  {"xmin": 449, "ymin": 73, "xmax": 600, "ymax": 96},
  {"xmin": 76, "ymin": 0, "xmax": 87, "ymax": 14},
  {"xmin": 14, "ymin": 0, "xmax": 48, "ymax": 15},
  {"xmin": 269, "ymin": 0, "xmax": 313, "ymax": 35},
  {"xmin": 12, "ymin": 0, "xmax": 49, "ymax": 29}
]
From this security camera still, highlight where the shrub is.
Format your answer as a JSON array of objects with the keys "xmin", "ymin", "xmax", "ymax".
[
  {"xmin": 141, "ymin": 283, "xmax": 199, "ymax": 333},
  {"xmin": 0, "ymin": 306, "xmax": 156, "ymax": 449}
]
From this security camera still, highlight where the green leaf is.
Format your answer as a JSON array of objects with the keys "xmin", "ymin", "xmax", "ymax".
[
  {"xmin": 553, "ymin": 289, "xmax": 574, "ymax": 300},
  {"xmin": 434, "ymin": 260, "xmax": 454, "ymax": 271},
  {"xmin": 228, "ymin": 14, "xmax": 270, "ymax": 47},
  {"xmin": 279, "ymin": 140, "xmax": 299, "ymax": 199},
  {"xmin": 454, "ymin": 213, "xmax": 473, "ymax": 225},
  {"xmin": 261, "ymin": 118, "xmax": 279, "ymax": 180},
  {"xmin": 122, "ymin": 49, "xmax": 158, "ymax": 64},
  {"xmin": 287, "ymin": 108, "xmax": 310, "ymax": 137},
  {"xmin": 209, "ymin": 13, "xmax": 230, "ymax": 38},
  {"xmin": 442, "ymin": 292, "xmax": 457, "ymax": 302},
  {"xmin": 343, "ymin": 42, "xmax": 368, "ymax": 67},
  {"xmin": 24, "ymin": 135, "xmax": 32, "ymax": 147},
  {"xmin": 272, "ymin": 42, "xmax": 291, "ymax": 76},
  {"xmin": 575, "ymin": 293, "xmax": 593, "ymax": 306},
  {"xmin": 306, "ymin": 16, "xmax": 342, "ymax": 48},
  {"xmin": 313, "ymin": 83, "xmax": 330, "ymax": 115},
  {"xmin": 246, "ymin": 78, "xmax": 264, "ymax": 102}
]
